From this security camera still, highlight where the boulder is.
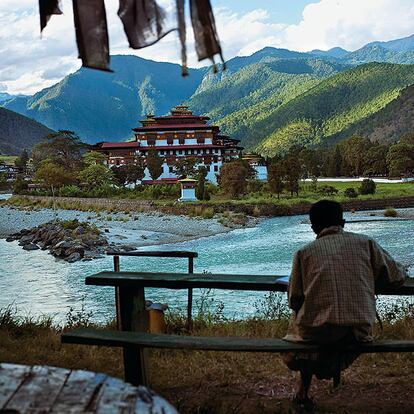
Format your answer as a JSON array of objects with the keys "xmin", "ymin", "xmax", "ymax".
[
  {"xmin": 66, "ymin": 252, "xmax": 82, "ymax": 262},
  {"xmin": 23, "ymin": 243, "xmax": 39, "ymax": 251},
  {"xmin": 19, "ymin": 235, "xmax": 34, "ymax": 246}
]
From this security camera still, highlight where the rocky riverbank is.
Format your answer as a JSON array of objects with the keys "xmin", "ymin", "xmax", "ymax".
[
  {"xmin": 5, "ymin": 220, "xmax": 111, "ymax": 262},
  {"xmin": 0, "ymin": 204, "xmax": 240, "ymax": 253}
]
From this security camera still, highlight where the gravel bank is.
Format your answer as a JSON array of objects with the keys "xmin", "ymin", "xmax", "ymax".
[{"xmin": 0, "ymin": 204, "xmax": 237, "ymax": 249}]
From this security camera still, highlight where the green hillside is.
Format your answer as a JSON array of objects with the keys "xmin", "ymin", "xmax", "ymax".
[
  {"xmin": 3, "ymin": 56, "xmax": 206, "ymax": 144},
  {"xmin": 341, "ymin": 84, "xmax": 414, "ymax": 144},
  {"xmin": 187, "ymin": 58, "xmax": 350, "ymax": 146},
  {"xmin": 0, "ymin": 107, "xmax": 52, "ymax": 155},
  {"xmin": 252, "ymin": 63, "xmax": 414, "ymax": 156}
]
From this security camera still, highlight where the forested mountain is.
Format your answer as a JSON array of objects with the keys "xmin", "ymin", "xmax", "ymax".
[
  {"xmin": 368, "ymin": 34, "xmax": 414, "ymax": 52},
  {"xmin": 343, "ymin": 84, "xmax": 414, "ymax": 144},
  {"xmin": 3, "ymin": 56, "xmax": 206, "ymax": 143},
  {"xmin": 3, "ymin": 33, "xmax": 414, "ymax": 154},
  {"xmin": 310, "ymin": 47, "xmax": 349, "ymax": 59},
  {"xmin": 253, "ymin": 63, "xmax": 414, "ymax": 156},
  {"xmin": 0, "ymin": 107, "xmax": 52, "ymax": 155}
]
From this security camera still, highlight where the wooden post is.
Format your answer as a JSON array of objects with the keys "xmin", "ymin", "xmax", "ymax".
[
  {"xmin": 187, "ymin": 256, "xmax": 194, "ymax": 331},
  {"xmin": 118, "ymin": 286, "xmax": 149, "ymax": 386},
  {"xmin": 113, "ymin": 255, "xmax": 121, "ymax": 330}
]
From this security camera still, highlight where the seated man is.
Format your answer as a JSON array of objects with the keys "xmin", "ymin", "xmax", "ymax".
[{"xmin": 284, "ymin": 200, "xmax": 408, "ymax": 407}]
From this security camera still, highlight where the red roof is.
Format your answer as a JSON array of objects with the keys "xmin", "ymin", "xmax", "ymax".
[
  {"xmin": 138, "ymin": 144, "xmax": 239, "ymax": 150},
  {"xmin": 133, "ymin": 124, "xmax": 219, "ymax": 132},
  {"xmin": 100, "ymin": 142, "xmax": 140, "ymax": 149}
]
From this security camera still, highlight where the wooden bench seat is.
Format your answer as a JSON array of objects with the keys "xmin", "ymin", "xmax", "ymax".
[{"xmin": 62, "ymin": 328, "xmax": 414, "ymax": 386}]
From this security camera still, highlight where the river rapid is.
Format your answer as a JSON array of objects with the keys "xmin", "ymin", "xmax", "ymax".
[{"xmin": 0, "ymin": 207, "xmax": 413, "ymax": 324}]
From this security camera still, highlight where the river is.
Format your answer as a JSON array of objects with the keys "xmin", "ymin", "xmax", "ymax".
[{"xmin": 0, "ymin": 209, "xmax": 413, "ymax": 324}]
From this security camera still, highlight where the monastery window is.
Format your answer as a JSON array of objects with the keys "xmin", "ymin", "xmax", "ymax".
[
  {"xmin": 179, "ymin": 138, "xmax": 185, "ymax": 145},
  {"xmin": 167, "ymin": 137, "xmax": 173, "ymax": 145},
  {"xmin": 214, "ymin": 165, "xmax": 219, "ymax": 172},
  {"xmin": 197, "ymin": 137, "xmax": 205, "ymax": 144},
  {"xmin": 147, "ymin": 139, "xmax": 155, "ymax": 146},
  {"xmin": 206, "ymin": 165, "xmax": 210, "ymax": 172},
  {"xmin": 179, "ymin": 150, "xmax": 183, "ymax": 155},
  {"xmin": 169, "ymin": 166, "xmax": 174, "ymax": 173}
]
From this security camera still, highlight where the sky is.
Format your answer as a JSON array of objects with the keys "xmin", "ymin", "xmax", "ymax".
[{"xmin": 1, "ymin": 0, "xmax": 414, "ymax": 95}]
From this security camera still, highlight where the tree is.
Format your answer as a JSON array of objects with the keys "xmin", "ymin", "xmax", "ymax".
[
  {"xmin": 267, "ymin": 163, "xmax": 284, "ymax": 198},
  {"xmin": 340, "ymin": 136, "xmax": 372, "ymax": 176},
  {"xmin": 35, "ymin": 161, "xmax": 77, "ymax": 189},
  {"xmin": 363, "ymin": 145, "xmax": 389, "ymax": 176},
  {"xmin": 359, "ymin": 179, "xmax": 376, "ymax": 195},
  {"xmin": 113, "ymin": 161, "xmax": 145, "ymax": 187},
  {"xmin": 32, "ymin": 130, "xmax": 87, "ymax": 170},
  {"xmin": 217, "ymin": 160, "xmax": 253, "ymax": 198},
  {"xmin": 195, "ymin": 166, "xmax": 209, "ymax": 200},
  {"xmin": 283, "ymin": 157, "xmax": 301, "ymax": 196},
  {"xmin": 386, "ymin": 143, "xmax": 414, "ymax": 178},
  {"xmin": 83, "ymin": 151, "xmax": 107, "ymax": 165},
  {"xmin": 327, "ymin": 145, "xmax": 342, "ymax": 177},
  {"xmin": 112, "ymin": 165, "xmax": 128, "ymax": 187},
  {"xmin": 78, "ymin": 164, "xmax": 116, "ymax": 189},
  {"xmin": 299, "ymin": 148, "xmax": 320, "ymax": 178},
  {"xmin": 146, "ymin": 149, "xmax": 164, "ymax": 181},
  {"xmin": 14, "ymin": 149, "xmax": 29, "ymax": 173},
  {"xmin": 173, "ymin": 157, "xmax": 197, "ymax": 178}
]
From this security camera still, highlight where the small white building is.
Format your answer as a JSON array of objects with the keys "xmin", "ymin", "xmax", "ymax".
[{"xmin": 178, "ymin": 178, "xmax": 198, "ymax": 202}]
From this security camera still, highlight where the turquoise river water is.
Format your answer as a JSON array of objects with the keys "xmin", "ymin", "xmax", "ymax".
[{"xmin": 0, "ymin": 212, "xmax": 413, "ymax": 324}]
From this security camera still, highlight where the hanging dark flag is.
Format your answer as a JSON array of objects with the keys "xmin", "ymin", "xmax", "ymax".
[
  {"xmin": 189, "ymin": 0, "xmax": 224, "ymax": 71},
  {"xmin": 37, "ymin": 0, "xmax": 225, "ymax": 75},
  {"xmin": 176, "ymin": 0, "xmax": 188, "ymax": 76},
  {"xmin": 118, "ymin": 0, "xmax": 175, "ymax": 49},
  {"xmin": 39, "ymin": 0, "xmax": 63, "ymax": 32},
  {"xmin": 72, "ymin": 0, "xmax": 112, "ymax": 72}
]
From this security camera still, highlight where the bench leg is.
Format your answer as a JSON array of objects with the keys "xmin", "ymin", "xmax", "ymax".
[
  {"xmin": 123, "ymin": 345, "xmax": 148, "ymax": 386},
  {"xmin": 333, "ymin": 370, "xmax": 341, "ymax": 388},
  {"xmin": 118, "ymin": 286, "xmax": 150, "ymax": 386}
]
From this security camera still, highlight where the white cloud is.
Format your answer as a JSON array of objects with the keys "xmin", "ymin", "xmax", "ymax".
[
  {"xmin": 1, "ymin": 0, "xmax": 414, "ymax": 95},
  {"xmin": 283, "ymin": 0, "xmax": 414, "ymax": 51}
]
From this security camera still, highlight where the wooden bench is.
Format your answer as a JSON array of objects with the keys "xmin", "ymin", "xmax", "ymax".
[
  {"xmin": 62, "ymin": 271, "xmax": 414, "ymax": 387},
  {"xmin": 106, "ymin": 251, "xmax": 197, "ymax": 329},
  {"xmin": 62, "ymin": 328, "xmax": 414, "ymax": 388}
]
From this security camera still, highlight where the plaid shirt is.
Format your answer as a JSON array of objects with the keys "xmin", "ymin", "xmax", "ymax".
[{"xmin": 288, "ymin": 226, "xmax": 407, "ymax": 331}]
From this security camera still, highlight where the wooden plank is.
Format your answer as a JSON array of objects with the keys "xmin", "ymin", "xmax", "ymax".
[
  {"xmin": 106, "ymin": 251, "xmax": 198, "ymax": 258},
  {"xmin": 51, "ymin": 370, "xmax": 107, "ymax": 413},
  {"xmin": 135, "ymin": 386, "xmax": 179, "ymax": 414},
  {"xmin": 4, "ymin": 365, "xmax": 70, "ymax": 413},
  {"xmin": 62, "ymin": 329, "xmax": 414, "ymax": 354},
  {"xmin": 118, "ymin": 286, "xmax": 149, "ymax": 386},
  {"xmin": 92, "ymin": 376, "xmax": 141, "ymax": 414},
  {"xmin": 86, "ymin": 271, "xmax": 290, "ymax": 292},
  {"xmin": 187, "ymin": 256, "xmax": 194, "ymax": 330},
  {"xmin": 85, "ymin": 271, "xmax": 414, "ymax": 295},
  {"xmin": 0, "ymin": 363, "xmax": 32, "ymax": 409}
]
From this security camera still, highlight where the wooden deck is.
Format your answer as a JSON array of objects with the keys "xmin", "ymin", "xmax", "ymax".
[{"xmin": 0, "ymin": 363, "xmax": 177, "ymax": 413}]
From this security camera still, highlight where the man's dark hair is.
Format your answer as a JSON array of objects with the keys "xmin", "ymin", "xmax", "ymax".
[{"xmin": 309, "ymin": 200, "xmax": 344, "ymax": 234}]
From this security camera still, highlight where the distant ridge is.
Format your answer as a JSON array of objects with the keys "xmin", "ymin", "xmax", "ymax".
[{"xmin": 0, "ymin": 107, "xmax": 53, "ymax": 155}]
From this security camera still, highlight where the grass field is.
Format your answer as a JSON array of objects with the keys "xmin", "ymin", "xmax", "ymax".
[
  {"xmin": 1, "ymin": 298, "xmax": 414, "ymax": 414},
  {"xmin": 0, "ymin": 155, "xmax": 17, "ymax": 165}
]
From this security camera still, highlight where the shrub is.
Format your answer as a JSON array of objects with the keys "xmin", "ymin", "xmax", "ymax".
[
  {"xmin": 344, "ymin": 187, "xmax": 358, "ymax": 198},
  {"xmin": 359, "ymin": 179, "xmax": 376, "ymax": 195},
  {"xmin": 59, "ymin": 185, "xmax": 82, "ymax": 197},
  {"xmin": 384, "ymin": 207, "xmax": 398, "ymax": 217},
  {"xmin": 13, "ymin": 178, "xmax": 28, "ymax": 194},
  {"xmin": 316, "ymin": 185, "xmax": 339, "ymax": 196}
]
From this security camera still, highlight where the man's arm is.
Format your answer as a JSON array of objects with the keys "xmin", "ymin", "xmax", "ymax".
[
  {"xmin": 369, "ymin": 239, "xmax": 408, "ymax": 290},
  {"xmin": 288, "ymin": 250, "xmax": 304, "ymax": 312}
]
